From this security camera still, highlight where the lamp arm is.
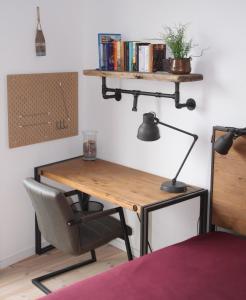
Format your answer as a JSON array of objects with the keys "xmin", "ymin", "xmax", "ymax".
[
  {"xmin": 157, "ymin": 119, "xmax": 198, "ymax": 184},
  {"xmin": 172, "ymin": 136, "xmax": 198, "ymax": 184}
]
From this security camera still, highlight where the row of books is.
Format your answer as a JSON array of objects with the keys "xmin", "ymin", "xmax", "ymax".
[{"xmin": 98, "ymin": 33, "xmax": 166, "ymax": 73}]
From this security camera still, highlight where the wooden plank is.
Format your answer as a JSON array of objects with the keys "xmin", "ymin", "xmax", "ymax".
[
  {"xmin": 0, "ymin": 245, "xmax": 125, "ymax": 300},
  {"xmin": 38, "ymin": 158, "xmax": 201, "ymax": 213},
  {"xmin": 83, "ymin": 69, "xmax": 203, "ymax": 83},
  {"xmin": 212, "ymin": 132, "xmax": 246, "ymax": 235}
]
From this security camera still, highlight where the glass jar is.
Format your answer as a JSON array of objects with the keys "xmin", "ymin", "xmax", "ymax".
[{"xmin": 82, "ymin": 130, "xmax": 97, "ymax": 160}]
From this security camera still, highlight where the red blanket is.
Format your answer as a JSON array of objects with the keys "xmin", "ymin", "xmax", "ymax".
[{"xmin": 40, "ymin": 232, "xmax": 246, "ymax": 300}]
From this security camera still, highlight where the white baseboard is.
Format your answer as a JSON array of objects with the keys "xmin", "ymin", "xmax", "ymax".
[
  {"xmin": 0, "ymin": 241, "xmax": 49, "ymax": 269},
  {"xmin": 110, "ymin": 239, "xmax": 140, "ymax": 258}
]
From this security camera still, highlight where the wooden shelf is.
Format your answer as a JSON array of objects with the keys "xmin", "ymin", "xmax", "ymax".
[{"xmin": 83, "ymin": 69, "xmax": 203, "ymax": 83}]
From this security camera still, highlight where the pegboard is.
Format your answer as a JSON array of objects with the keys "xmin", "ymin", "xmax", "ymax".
[{"xmin": 7, "ymin": 72, "xmax": 78, "ymax": 148}]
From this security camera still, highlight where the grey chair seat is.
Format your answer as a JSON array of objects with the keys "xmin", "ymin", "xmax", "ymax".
[{"xmin": 77, "ymin": 214, "xmax": 132, "ymax": 253}]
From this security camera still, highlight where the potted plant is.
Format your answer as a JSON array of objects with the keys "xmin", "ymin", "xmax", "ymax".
[{"xmin": 162, "ymin": 24, "xmax": 193, "ymax": 74}]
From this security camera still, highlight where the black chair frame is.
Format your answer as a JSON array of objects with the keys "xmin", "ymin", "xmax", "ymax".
[{"xmin": 33, "ymin": 195, "xmax": 133, "ymax": 294}]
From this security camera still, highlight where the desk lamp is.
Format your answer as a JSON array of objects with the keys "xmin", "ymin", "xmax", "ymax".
[
  {"xmin": 137, "ymin": 112, "xmax": 198, "ymax": 193},
  {"xmin": 214, "ymin": 127, "xmax": 246, "ymax": 154}
]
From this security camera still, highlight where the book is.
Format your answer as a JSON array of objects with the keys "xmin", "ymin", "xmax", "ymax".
[
  {"xmin": 152, "ymin": 44, "xmax": 166, "ymax": 72},
  {"xmin": 98, "ymin": 33, "xmax": 121, "ymax": 70},
  {"xmin": 120, "ymin": 41, "xmax": 125, "ymax": 71},
  {"xmin": 124, "ymin": 41, "xmax": 129, "ymax": 71},
  {"xmin": 132, "ymin": 42, "xmax": 138, "ymax": 71},
  {"xmin": 126, "ymin": 41, "xmax": 139, "ymax": 72},
  {"xmin": 128, "ymin": 42, "xmax": 133, "ymax": 72},
  {"xmin": 137, "ymin": 43, "xmax": 151, "ymax": 72},
  {"xmin": 107, "ymin": 42, "xmax": 114, "ymax": 71},
  {"xmin": 116, "ymin": 41, "xmax": 121, "ymax": 71},
  {"xmin": 113, "ymin": 40, "xmax": 118, "ymax": 71}
]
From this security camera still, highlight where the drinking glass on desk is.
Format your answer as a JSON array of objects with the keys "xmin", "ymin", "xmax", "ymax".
[{"xmin": 82, "ymin": 130, "xmax": 97, "ymax": 160}]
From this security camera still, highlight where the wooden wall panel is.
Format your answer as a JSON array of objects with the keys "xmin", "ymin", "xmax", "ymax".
[
  {"xmin": 7, "ymin": 72, "xmax": 78, "ymax": 148},
  {"xmin": 212, "ymin": 131, "xmax": 246, "ymax": 235}
]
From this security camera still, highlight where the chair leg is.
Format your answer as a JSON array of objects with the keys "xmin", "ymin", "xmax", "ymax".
[
  {"xmin": 118, "ymin": 207, "xmax": 133, "ymax": 261},
  {"xmin": 90, "ymin": 249, "xmax": 97, "ymax": 261},
  {"xmin": 32, "ymin": 250, "xmax": 97, "ymax": 294}
]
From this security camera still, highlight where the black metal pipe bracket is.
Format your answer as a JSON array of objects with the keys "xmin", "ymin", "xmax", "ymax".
[{"xmin": 101, "ymin": 77, "xmax": 196, "ymax": 111}]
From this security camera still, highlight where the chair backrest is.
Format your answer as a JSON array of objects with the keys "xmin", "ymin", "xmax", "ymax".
[{"xmin": 23, "ymin": 178, "xmax": 81, "ymax": 255}]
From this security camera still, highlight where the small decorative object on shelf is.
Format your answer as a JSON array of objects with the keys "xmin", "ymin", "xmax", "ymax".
[
  {"xmin": 82, "ymin": 130, "xmax": 97, "ymax": 160},
  {"xmin": 162, "ymin": 24, "xmax": 200, "ymax": 74},
  {"xmin": 35, "ymin": 6, "xmax": 46, "ymax": 56}
]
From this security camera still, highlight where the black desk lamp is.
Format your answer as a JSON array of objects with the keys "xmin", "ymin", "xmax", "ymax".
[
  {"xmin": 137, "ymin": 112, "xmax": 198, "ymax": 193},
  {"xmin": 214, "ymin": 126, "xmax": 246, "ymax": 155}
]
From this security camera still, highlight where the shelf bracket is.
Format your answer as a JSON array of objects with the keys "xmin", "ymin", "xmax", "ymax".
[{"xmin": 101, "ymin": 77, "xmax": 196, "ymax": 111}]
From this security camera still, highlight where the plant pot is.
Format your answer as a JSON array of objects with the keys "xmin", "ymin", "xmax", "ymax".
[{"xmin": 169, "ymin": 58, "xmax": 191, "ymax": 74}]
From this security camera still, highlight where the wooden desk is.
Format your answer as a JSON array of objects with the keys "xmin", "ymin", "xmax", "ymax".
[{"xmin": 35, "ymin": 157, "xmax": 208, "ymax": 256}]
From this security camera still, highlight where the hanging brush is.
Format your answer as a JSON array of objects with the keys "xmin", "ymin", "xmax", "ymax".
[{"xmin": 35, "ymin": 6, "xmax": 46, "ymax": 56}]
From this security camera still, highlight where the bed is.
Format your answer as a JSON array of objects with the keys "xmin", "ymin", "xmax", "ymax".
[{"xmin": 40, "ymin": 127, "xmax": 246, "ymax": 300}]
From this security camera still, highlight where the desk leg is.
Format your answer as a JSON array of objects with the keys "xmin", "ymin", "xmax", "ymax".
[
  {"xmin": 199, "ymin": 190, "xmax": 208, "ymax": 234},
  {"xmin": 140, "ymin": 207, "xmax": 149, "ymax": 256}
]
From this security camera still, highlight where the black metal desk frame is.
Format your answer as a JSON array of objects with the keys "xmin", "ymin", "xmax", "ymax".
[
  {"xmin": 140, "ymin": 189, "xmax": 208, "ymax": 256},
  {"xmin": 34, "ymin": 157, "xmax": 208, "ymax": 257}
]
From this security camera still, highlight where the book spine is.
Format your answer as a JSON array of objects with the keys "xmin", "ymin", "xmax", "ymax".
[
  {"xmin": 152, "ymin": 44, "xmax": 166, "ymax": 72},
  {"xmin": 102, "ymin": 42, "xmax": 107, "ymax": 70},
  {"xmin": 137, "ymin": 43, "xmax": 150, "ymax": 72},
  {"xmin": 125, "ymin": 42, "xmax": 129, "ymax": 71},
  {"xmin": 149, "ymin": 44, "xmax": 153, "ymax": 72},
  {"xmin": 120, "ymin": 41, "xmax": 125, "ymax": 71},
  {"xmin": 129, "ymin": 42, "xmax": 133, "ymax": 72},
  {"xmin": 117, "ymin": 41, "xmax": 121, "ymax": 71},
  {"xmin": 113, "ymin": 40, "xmax": 118, "ymax": 71},
  {"xmin": 136, "ymin": 43, "xmax": 139, "ymax": 71},
  {"xmin": 132, "ymin": 42, "xmax": 137, "ymax": 71},
  {"xmin": 138, "ymin": 46, "xmax": 145, "ymax": 72},
  {"xmin": 144, "ymin": 46, "xmax": 149, "ymax": 72},
  {"xmin": 152, "ymin": 44, "xmax": 158, "ymax": 72},
  {"xmin": 107, "ymin": 42, "xmax": 114, "ymax": 71},
  {"xmin": 98, "ymin": 34, "xmax": 102, "ymax": 69}
]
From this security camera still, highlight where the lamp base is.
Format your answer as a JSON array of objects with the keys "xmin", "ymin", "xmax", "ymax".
[{"xmin": 160, "ymin": 181, "xmax": 187, "ymax": 193}]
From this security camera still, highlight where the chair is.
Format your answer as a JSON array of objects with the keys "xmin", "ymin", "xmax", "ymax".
[{"xmin": 23, "ymin": 178, "xmax": 133, "ymax": 294}]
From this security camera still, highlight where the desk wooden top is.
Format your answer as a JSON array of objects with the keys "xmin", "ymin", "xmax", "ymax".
[{"xmin": 38, "ymin": 157, "xmax": 202, "ymax": 213}]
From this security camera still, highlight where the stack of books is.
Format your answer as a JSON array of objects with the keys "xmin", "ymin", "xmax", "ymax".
[{"xmin": 98, "ymin": 33, "xmax": 166, "ymax": 73}]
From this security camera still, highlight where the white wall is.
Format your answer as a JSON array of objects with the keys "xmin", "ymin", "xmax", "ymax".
[
  {"xmin": 1, "ymin": 0, "xmax": 246, "ymax": 267},
  {"xmin": 0, "ymin": 0, "xmax": 85, "ymax": 268},
  {"xmin": 82, "ymin": 0, "xmax": 246, "ymax": 253}
]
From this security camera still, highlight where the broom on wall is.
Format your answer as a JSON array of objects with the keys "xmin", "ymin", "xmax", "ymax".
[{"xmin": 35, "ymin": 6, "xmax": 46, "ymax": 56}]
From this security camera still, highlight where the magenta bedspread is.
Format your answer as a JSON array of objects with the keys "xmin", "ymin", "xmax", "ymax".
[{"xmin": 40, "ymin": 232, "xmax": 246, "ymax": 300}]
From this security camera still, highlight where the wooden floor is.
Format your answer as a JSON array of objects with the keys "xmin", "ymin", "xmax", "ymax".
[{"xmin": 0, "ymin": 245, "xmax": 127, "ymax": 300}]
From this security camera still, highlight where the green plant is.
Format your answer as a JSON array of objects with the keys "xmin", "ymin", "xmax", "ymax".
[{"xmin": 163, "ymin": 24, "xmax": 193, "ymax": 59}]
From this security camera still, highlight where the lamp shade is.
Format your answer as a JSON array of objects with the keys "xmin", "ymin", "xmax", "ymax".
[
  {"xmin": 137, "ymin": 113, "xmax": 160, "ymax": 141},
  {"xmin": 214, "ymin": 131, "xmax": 234, "ymax": 155}
]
